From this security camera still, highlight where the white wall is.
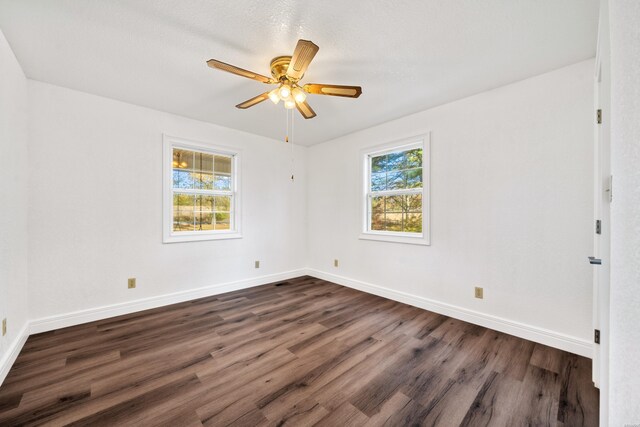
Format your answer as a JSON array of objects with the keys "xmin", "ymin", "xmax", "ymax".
[
  {"xmin": 0, "ymin": 30, "xmax": 29, "ymax": 381},
  {"xmin": 307, "ymin": 60, "xmax": 595, "ymax": 354},
  {"xmin": 27, "ymin": 81, "xmax": 307, "ymax": 323},
  {"xmin": 609, "ymin": 0, "xmax": 640, "ymax": 423}
]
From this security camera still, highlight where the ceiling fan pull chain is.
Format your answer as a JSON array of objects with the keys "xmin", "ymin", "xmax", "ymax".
[
  {"xmin": 285, "ymin": 106, "xmax": 289, "ymax": 143},
  {"xmin": 291, "ymin": 109, "xmax": 295, "ymax": 182}
]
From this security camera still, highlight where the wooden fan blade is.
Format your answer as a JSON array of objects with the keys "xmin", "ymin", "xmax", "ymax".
[
  {"xmin": 303, "ymin": 83, "xmax": 362, "ymax": 98},
  {"xmin": 295, "ymin": 99, "xmax": 317, "ymax": 119},
  {"xmin": 207, "ymin": 59, "xmax": 274, "ymax": 84},
  {"xmin": 286, "ymin": 40, "xmax": 319, "ymax": 80},
  {"xmin": 236, "ymin": 92, "xmax": 270, "ymax": 109}
]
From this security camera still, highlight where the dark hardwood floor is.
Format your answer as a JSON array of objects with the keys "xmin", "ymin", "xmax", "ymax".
[{"xmin": 0, "ymin": 276, "xmax": 598, "ymax": 426}]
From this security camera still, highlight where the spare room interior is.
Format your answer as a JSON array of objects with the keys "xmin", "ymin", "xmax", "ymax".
[{"xmin": 0, "ymin": 1, "xmax": 639, "ymax": 425}]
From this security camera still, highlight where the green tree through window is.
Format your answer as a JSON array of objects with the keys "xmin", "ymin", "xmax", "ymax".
[{"xmin": 368, "ymin": 146, "xmax": 423, "ymax": 233}]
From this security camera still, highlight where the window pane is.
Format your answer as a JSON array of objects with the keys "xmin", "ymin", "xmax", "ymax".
[
  {"xmin": 214, "ymin": 212, "xmax": 230, "ymax": 230},
  {"xmin": 173, "ymin": 148, "xmax": 194, "ymax": 170},
  {"xmin": 386, "ymin": 151, "xmax": 405, "ymax": 171},
  {"xmin": 369, "ymin": 193, "xmax": 422, "ymax": 234},
  {"xmin": 370, "ymin": 196, "xmax": 384, "ymax": 231},
  {"xmin": 371, "ymin": 196, "xmax": 384, "ymax": 214},
  {"xmin": 214, "ymin": 174, "xmax": 231, "ymax": 190},
  {"xmin": 214, "ymin": 155, "xmax": 232, "ymax": 174},
  {"xmin": 404, "ymin": 213, "xmax": 423, "ymax": 233},
  {"xmin": 187, "ymin": 152, "xmax": 213, "ymax": 190},
  {"xmin": 172, "ymin": 149, "xmax": 224, "ymax": 190},
  {"xmin": 215, "ymin": 195, "xmax": 231, "ymax": 212},
  {"xmin": 371, "ymin": 155, "xmax": 388, "ymax": 172},
  {"xmin": 403, "ymin": 148, "xmax": 422, "ymax": 168},
  {"xmin": 173, "ymin": 193, "xmax": 195, "ymax": 231},
  {"xmin": 194, "ymin": 152, "xmax": 214, "ymax": 173},
  {"xmin": 173, "ymin": 208, "xmax": 194, "ymax": 231},
  {"xmin": 371, "ymin": 213, "xmax": 384, "ymax": 231},
  {"xmin": 371, "ymin": 151, "xmax": 423, "ymax": 191},
  {"xmin": 385, "ymin": 195, "xmax": 404, "ymax": 212},
  {"xmin": 172, "ymin": 194, "xmax": 233, "ymax": 233},
  {"xmin": 193, "ymin": 172, "xmax": 213, "ymax": 190},
  {"xmin": 173, "ymin": 148, "xmax": 195, "ymax": 189},
  {"xmin": 196, "ymin": 195, "xmax": 214, "ymax": 212},
  {"xmin": 406, "ymin": 194, "xmax": 422, "ymax": 212},
  {"xmin": 386, "ymin": 171, "xmax": 405, "ymax": 190},
  {"xmin": 173, "ymin": 170, "xmax": 195, "ymax": 189},
  {"xmin": 405, "ymin": 168, "xmax": 422, "ymax": 188},
  {"xmin": 174, "ymin": 193, "xmax": 194, "ymax": 207},
  {"xmin": 195, "ymin": 212, "xmax": 214, "ymax": 230},
  {"xmin": 194, "ymin": 195, "xmax": 214, "ymax": 230},
  {"xmin": 385, "ymin": 213, "xmax": 403, "ymax": 231},
  {"xmin": 371, "ymin": 172, "xmax": 386, "ymax": 191}
]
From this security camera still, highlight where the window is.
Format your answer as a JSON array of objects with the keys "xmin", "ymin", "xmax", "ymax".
[
  {"xmin": 163, "ymin": 135, "xmax": 241, "ymax": 243},
  {"xmin": 361, "ymin": 134, "xmax": 430, "ymax": 245}
]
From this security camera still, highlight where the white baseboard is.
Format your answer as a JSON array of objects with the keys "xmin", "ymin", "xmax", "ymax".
[
  {"xmin": 0, "ymin": 322, "xmax": 30, "ymax": 386},
  {"xmin": 305, "ymin": 268, "xmax": 593, "ymax": 358},
  {"xmin": 29, "ymin": 269, "xmax": 306, "ymax": 335}
]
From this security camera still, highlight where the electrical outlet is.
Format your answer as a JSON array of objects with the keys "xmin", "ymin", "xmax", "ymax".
[
  {"xmin": 128, "ymin": 278, "xmax": 136, "ymax": 289},
  {"xmin": 2, "ymin": 318, "xmax": 6, "ymax": 336},
  {"xmin": 474, "ymin": 287, "xmax": 483, "ymax": 299},
  {"xmin": 334, "ymin": 259, "xmax": 339, "ymax": 267},
  {"xmin": 255, "ymin": 260, "xmax": 260, "ymax": 269}
]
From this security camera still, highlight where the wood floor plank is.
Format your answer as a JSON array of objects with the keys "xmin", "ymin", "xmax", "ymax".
[
  {"xmin": 557, "ymin": 353, "xmax": 599, "ymax": 426},
  {"xmin": 506, "ymin": 364, "xmax": 562, "ymax": 426},
  {"xmin": 261, "ymin": 397, "xmax": 329, "ymax": 426},
  {"xmin": 365, "ymin": 392, "xmax": 412, "ymax": 426},
  {"xmin": 350, "ymin": 337, "xmax": 444, "ymax": 416},
  {"xmin": 194, "ymin": 349, "xmax": 332, "ymax": 423},
  {"xmin": 0, "ymin": 391, "xmax": 22, "ymax": 413},
  {"xmin": 530, "ymin": 343, "xmax": 566, "ymax": 374},
  {"xmin": 495, "ymin": 333, "xmax": 537, "ymax": 381},
  {"xmin": 460, "ymin": 371, "xmax": 521, "ymax": 426},
  {"xmin": 267, "ymin": 339, "xmax": 392, "ymax": 422},
  {"xmin": 0, "ymin": 276, "xmax": 599, "ymax": 426},
  {"xmin": 314, "ymin": 401, "xmax": 369, "ymax": 427},
  {"xmin": 311, "ymin": 334, "xmax": 418, "ymax": 411},
  {"xmin": 378, "ymin": 396, "xmax": 427, "ymax": 426}
]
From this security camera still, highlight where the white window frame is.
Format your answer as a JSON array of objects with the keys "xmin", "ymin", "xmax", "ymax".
[
  {"xmin": 163, "ymin": 135, "xmax": 242, "ymax": 243},
  {"xmin": 359, "ymin": 133, "xmax": 430, "ymax": 246}
]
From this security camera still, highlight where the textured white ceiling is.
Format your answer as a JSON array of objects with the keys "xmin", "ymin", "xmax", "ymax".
[{"xmin": 0, "ymin": 0, "xmax": 598, "ymax": 146}]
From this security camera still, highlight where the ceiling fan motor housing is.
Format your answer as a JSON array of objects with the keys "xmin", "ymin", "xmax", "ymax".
[{"xmin": 270, "ymin": 56, "xmax": 297, "ymax": 82}]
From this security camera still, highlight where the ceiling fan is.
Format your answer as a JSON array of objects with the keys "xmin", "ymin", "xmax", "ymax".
[{"xmin": 206, "ymin": 39, "xmax": 362, "ymax": 119}]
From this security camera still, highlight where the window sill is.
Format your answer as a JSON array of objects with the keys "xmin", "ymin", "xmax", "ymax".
[
  {"xmin": 163, "ymin": 231, "xmax": 242, "ymax": 244},
  {"xmin": 359, "ymin": 232, "xmax": 430, "ymax": 246}
]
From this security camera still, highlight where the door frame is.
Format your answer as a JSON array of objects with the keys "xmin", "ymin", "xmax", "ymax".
[{"xmin": 593, "ymin": 50, "xmax": 610, "ymax": 425}]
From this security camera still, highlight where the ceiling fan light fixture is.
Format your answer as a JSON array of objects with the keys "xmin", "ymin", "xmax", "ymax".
[
  {"xmin": 284, "ymin": 99, "xmax": 296, "ymax": 109},
  {"xmin": 172, "ymin": 160, "xmax": 188, "ymax": 168},
  {"xmin": 278, "ymin": 83, "xmax": 291, "ymax": 100},
  {"xmin": 268, "ymin": 88, "xmax": 280, "ymax": 104},
  {"xmin": 292, "ymin": 87, "xmax": 306, "ymax": 103}
]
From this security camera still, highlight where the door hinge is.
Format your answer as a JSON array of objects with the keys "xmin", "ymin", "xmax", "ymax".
[
  {"xmin": 597, "ymin": 109, "xmax": 602, "ymax": 124},
  {"xmin": 594, "ymin": 329, "xmax": 601, "ymax": 344},
  {"xmin": 595, "ymin": 219, "xmax": 601, "ymax": 234}
]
